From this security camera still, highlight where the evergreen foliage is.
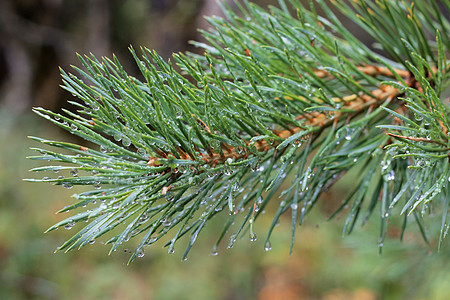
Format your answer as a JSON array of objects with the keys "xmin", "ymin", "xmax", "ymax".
[{"xmin": 27, "ymin": 0, "xmax": 449, "ymax": 263}]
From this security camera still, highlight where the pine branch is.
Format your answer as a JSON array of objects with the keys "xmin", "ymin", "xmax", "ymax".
[{"xmin": 27, "ymin": 0, "xmax": 449, "ymax": 263}]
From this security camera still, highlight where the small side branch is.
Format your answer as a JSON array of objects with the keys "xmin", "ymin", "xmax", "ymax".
[{"xmin": 387, "ymin": 133, "xmax": 448, "ymax": 148}]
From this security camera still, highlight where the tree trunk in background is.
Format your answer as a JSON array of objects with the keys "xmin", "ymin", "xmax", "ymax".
[
  {"xmin": 0, "ymin": 39, "xmax": 32, "ymax": 115},
  {"xmin": 86, "ymin": 0, "xmax": 110, "ymax": 57},
  {"xmin": 196, "ymin": 0, "xmax": 235, "ymax": 37}
]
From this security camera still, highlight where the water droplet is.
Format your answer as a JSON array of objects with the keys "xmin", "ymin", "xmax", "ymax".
[
  {"xmin": 228, "ymin": 235, "xmax": 236, "ymax": 248},
  {"xmin": 165, "ymin": 193, "xmax": 174, "ymax": 202},
  {"xmin": 89, "ymin": 239, "xmax": 96, "ymax": 245},
  {"xmin": 122, "ymin": 137, "xmax": 131, "ymax": 147},
  {"xmin": 343, "ymin": 126, "xmax": 353, "ymax": 140},
  {"xmin": 228, "ymin": 209, "xmax": 236, "ymax": 216},
  {"xmin": 224, "ymin": 167, "xmax": 233, "ymax": 175},
  {"xmin": 251, "ymin": 161, "xmax": 260, "ymax": 172},
  {"xmin": 161, "ymin": 218, "xmax": 172, "ymax": 227},
  {"xmin": 70, "ymin": 123, "xmax": 78, "ymax": 131},
  {"xmin": 264, "ymin": 241, "xmax": 272, "ymax": 251},
  {"xmin": 137, "ymin": 148, "xmax": 147, "ymax": 157},
  {"xmin": 62, "ymin": 182, "xmax": 73, "ymax": 189},
  {"xmin": 137, "ymin": 249, "xmax": 145, "ymax": 258},
  {"xmin": 384, "ymin": 170, "xmax": 395, "ymax": 181},
  {"xmin": 210, "ymin": 246, "xmax": 218, "ymax": 256},
  {"xmin": 94, "ymin": 181, "xmax": 102, "ymax": 189},
  {"xmin": 250, "ymin": 233, "xmax": 257, "ymax": 242},
  {"xmin": 414, "ymin": 113, "xmax": 423, "ymax": 122},
  {"xmin": 381, "ymin": 160, "xmax": 391, "ymax": 171},
  {"xmin": 64, "ymin": 220, "xmax": 75, "ymax": 230},
  {"xmin": 113, "ymin": 133, "xmax": 122, "ymax": 141},
  {"xmin": 70, "ymin": 169, "xmax": 78, "ymax": 177},
  {"xmin": 43, "ymin": 176, "xmax": 51, "ymax": 181}
]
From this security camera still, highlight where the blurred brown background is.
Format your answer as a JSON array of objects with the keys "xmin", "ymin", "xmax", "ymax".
[
  {"xmin": 0, "ymin": 1, "xmax": 449, "ymax": 299},
  {"xmin": 0, "ymin": 0, "xmax": 278, "ymax": 115}
]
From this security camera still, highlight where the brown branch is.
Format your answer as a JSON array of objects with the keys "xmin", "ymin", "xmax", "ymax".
[
  {"xmin": 356, "ymin": 65, "xmax": 410, "ymax": 78},
  {"xmin": 386, "ymin": 133, "xmax": 448, "ymax": 147},
  {"xmin": 312, "ymin": 65, "xmax": 410, "ymax": 79}
]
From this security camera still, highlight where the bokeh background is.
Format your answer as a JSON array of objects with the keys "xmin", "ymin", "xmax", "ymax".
[{"xmin": 1, "ymin": 0, "xmax": 449, "ymax": 299}]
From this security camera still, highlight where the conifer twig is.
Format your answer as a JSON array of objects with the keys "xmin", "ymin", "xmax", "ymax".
[{"xmin": 27, "ymin": 0, "xmax": 449, "ymax": 261}]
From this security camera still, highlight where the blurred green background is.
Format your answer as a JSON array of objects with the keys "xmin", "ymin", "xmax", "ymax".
[{"xmin": 0, "ymin": 0, "xmax": 449, "ymax": 299}]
